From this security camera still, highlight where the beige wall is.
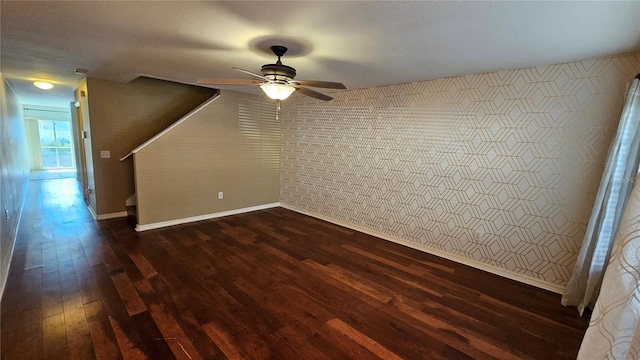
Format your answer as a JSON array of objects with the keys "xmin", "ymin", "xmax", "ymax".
[
  {"xmin": 281, "ymin": 53, "xmax": 640, "ymax": 290},
  {"xmin": 82, "ymin": 77, "xmax": 216, "ymax": 216},
  {"xmin": 134, "ymin": 90, "xmax": 280, "ymax": 226},
  {"xmin": 0, "ymin": 74, "xmax": 30, "ymax": 296}
]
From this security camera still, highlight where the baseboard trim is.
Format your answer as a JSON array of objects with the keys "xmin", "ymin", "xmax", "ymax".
[
  {"xmin": 280, "ymin": 203, "xmax": 565, "ymax": 294},
  {"xmin": 87, "ymin": 206, "xmax": 127, "ymax": 221},
  {"xmin": 136, "ymin": 202, "xmax": 281, "ymax": 232},
  {"xmin": 87, "ymin": 205, "xmax": 98, "ymax": 220},
  {"xmin": 97, "ymin": 211, "xmax": 128, "ymax": 220}
]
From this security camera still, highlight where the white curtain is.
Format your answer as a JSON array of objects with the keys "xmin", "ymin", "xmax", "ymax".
[
  {"xmin": 562, "ymin": 78, "xmax": 640, "ymax": 315},
  {"xmin": 577, "ymin": 160, "xmax": 640, "ymax": 359}
]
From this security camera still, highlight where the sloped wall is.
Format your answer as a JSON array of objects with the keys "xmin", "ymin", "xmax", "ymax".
[
  {"xmin": 83, "ymin": 77, "xmax": 216, "ymax": 216},
  {"xmin": 134, "ymin": 90, "xmax": 279, "ymax": 227},
  {"xmin": 280, "ymin": 53, "xmax": 640, "ymax": 291},
  {"xmin": 0, "ymin": 74, "xmax": 29, "ymax": 297}
]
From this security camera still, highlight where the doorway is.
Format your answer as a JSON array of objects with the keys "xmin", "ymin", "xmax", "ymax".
[{"xmin": 23, "ymin": 106, "xmax": 77, "ymax": 181}]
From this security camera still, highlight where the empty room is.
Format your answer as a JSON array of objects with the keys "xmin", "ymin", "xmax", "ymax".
[{"xmin": 1, "ymin": 1, "xmax": 639, "ymax": 359}]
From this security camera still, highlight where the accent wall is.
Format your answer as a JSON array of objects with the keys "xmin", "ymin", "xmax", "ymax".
[{"xmin": 280, "ymin": 53, "xmax": 640, "ymax": 291}]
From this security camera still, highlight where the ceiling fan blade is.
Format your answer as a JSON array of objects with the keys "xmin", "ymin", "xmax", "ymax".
[
  {"xmin": 232, "ymin": 67, "xmax": 271, "ymax": 82},
  {"xmin": 197, "ymin": 78, "xmax": 262, "ymax": 86},
  {"xmin": 294, "ymin": 86, "xmax": 333, "ymax": 101},
  {"xmin": 291, "ymin": 80, "xmax": 346, "ymax": 89}
]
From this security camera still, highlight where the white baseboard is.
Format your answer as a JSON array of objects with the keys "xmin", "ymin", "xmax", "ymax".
[
  {"xmin": 97, "ymin": 211, "xmax": 128, "ymax": 220},
  {"xmin": 136, "ymin": 202, "xmax": 281, "ymax": 232},
  {"xmin": 87, "ymin": 205, "xmax": 98, "ymax": 220},
  {"xmin": 280, "ymin": 203, "xmax": 565, "ymax": 294},
  {"xmin": 88, "ymin": 206, "xmax": 127, "ymax": 221}
]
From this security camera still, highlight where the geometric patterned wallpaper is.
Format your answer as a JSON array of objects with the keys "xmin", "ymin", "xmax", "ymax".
[{"xmin": 280, "ymin": 53, "xmax": 640, "ymax": 290}]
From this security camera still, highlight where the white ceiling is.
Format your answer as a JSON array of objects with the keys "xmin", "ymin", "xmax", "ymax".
[{"xmin": 1, "ymin": 1, "xmax": 639, "ymax": 108}]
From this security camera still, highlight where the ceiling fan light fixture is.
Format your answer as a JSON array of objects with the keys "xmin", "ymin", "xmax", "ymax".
[
  {"xmin": 198, "ymin": 45, "xmax": 344, "ymax": 101},
  {"xmin": 33, "ymin": 81, "xmax": 54, "ymax": 90},
  {"xmin": 260, "ymin": 82, "xmax": 295, "ymax": 100}
]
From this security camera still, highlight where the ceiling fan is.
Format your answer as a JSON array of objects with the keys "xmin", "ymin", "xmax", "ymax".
[{"xmin": 197, "ymin": 45, "xmax": 346, "ymax": 101}]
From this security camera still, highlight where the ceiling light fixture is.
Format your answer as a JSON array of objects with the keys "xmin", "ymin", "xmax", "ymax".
[
  {"xmin": 198, "ymin": 45, "xmax": 344, "ymax": 102},
  {"xmin": 260, "ymin": 82, "xmax": 295, "ymax": 100},
  {"xmin": 33, "ymin": 81, "xmax": 54, "ymax": 90}
]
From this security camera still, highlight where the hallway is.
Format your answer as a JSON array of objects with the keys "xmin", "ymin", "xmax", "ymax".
[{"xmin": 1, "ymin": 177, "xmax": 95, "ymax": 358}]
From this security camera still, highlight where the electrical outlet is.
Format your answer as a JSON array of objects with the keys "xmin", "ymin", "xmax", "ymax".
[
  {"xmin": 5, "ymin": 209, "xmax": 9, "ymax": 220},
  {"xmin": 218, "ymin": 192, "xmax": 224, "ymax": 199},
  {"xmin": 100, "ymin": 150, "xmax": 110, "ymax": 158}
]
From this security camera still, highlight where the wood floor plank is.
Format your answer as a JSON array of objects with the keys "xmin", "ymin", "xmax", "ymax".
[
  {"xmin": 20, "ymin": 267, "xmax": 43, "ymax": 311},
  {"xmin": 126, "ymin": 249, "xmax": 158, "ymax": 280},
  {"xmin": 41, "ymin": 240, "xmax": 59, "ymax": 274},
  {"xmin": 201, "ymin": 321, "xmax": 251, "ymax": 360},
  {"xmin": 389, "ymin": 296, "xmax": 524, "ymax": 360},
  {"xmin": 134, "ymin": 279, "xmax": 203, "ymax": 360},
  {"xmin": 96, "ymin": 241, "xmax": 123, "ymax": 274},
  {"xmin": 273, "ymin": 325, "xmax": 334, "ymax": 360},
  {"xmin": 63, "ymin": 292, "xmax": 96, "ymax": 360},
  {"xmin": 1, "ymin": 178, "xmax": 589, "ymax": 360},
  {"xmin": 58, "ymin": 258, "xmax": 80, "ymax": 296},
  {"xmin": 42, "ymin": 312, "xmax": 70, "ymax": 359},
  {"xmin": 304, "ymin": 259, "xmax": 394, "ymax": 304},
  {"xmin": 144, "ymin": 275, "xmax": 226, "ymax": 360},
  {"xmin": 108, "ymin": 316, "xmax": 148, "ymax": 360},
  {"xmin": 85, "ymin": 300, "xmax": 122, "ymax": 360},
  {"xmin": 42, "ymin": 270, "xmax": 64, "ymax": 318},
  {"xmin": 306, "ymin": 331, "xmax": 352, "ymax": 360},
  {"xmin": 128, "ymin": 310, "xmax": 177, "ymax": 360},
  {"xmin": 135, "ymin": 240, "xmax": 221, "ymax": 327},
  {"xmin": 316, "ymin": 317, "xmax": 387, "ymax": 360},
  {"xmin": 74, "ymin": 256, "xmax": 104, "ymax": 305},
  {"xmin": 342, "ymin": 243, "xmax": 431, "ymax": 277},
  {"xmin": 2, "ymin": 308, "xmax": 42, "ymax": 360},
  {"xmin": 24, "ymin": 236, "xmax": 43, "ymax": 270},
  {"xmin": 110, "ymin": 272, "xmax": 147, "ymax": 317},
  {"xmin": 263, "ymin": 284, "xmax": 335, "ymax": 339},
  {"xmin": 80, "ymin": 233, "xmax": 104, "ymax": 267},
  {"xmin": 326, "ymin": 317, "xmax": 404, "ymax": 360},
  {"xmin": 90, "ymin": 263, "xmax": 130, "ymax": 320}
]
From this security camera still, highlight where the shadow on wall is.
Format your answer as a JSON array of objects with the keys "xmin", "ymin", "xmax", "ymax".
[
  {"xmin": 132, "ymin": 90, "xmax": 280, "ymax": 229},
  {"xmin": 77, "ymin": 76, "xmax": 217, "ymax": 217}
]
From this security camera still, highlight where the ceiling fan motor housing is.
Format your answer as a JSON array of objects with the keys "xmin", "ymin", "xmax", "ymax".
[
  {"xmin": 261, "ymin": 63, "xmax": 296, "ymax": 82},
  {"xmin": 197, "ymin": 44, "xmax": 343, "ymax": 101},
  {"xmin": 261, "ymin": 45, "xmax": 296, "ymax": 82}
]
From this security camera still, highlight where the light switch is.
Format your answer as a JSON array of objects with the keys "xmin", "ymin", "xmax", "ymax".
[{"xmin": 100, "ymin": 150, "xmax": 111, "ymax": 158}]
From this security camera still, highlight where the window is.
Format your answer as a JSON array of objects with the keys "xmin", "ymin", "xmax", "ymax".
[{"xmin": 38, "ymin": 120, "xmax": 74, "ymax": 169}]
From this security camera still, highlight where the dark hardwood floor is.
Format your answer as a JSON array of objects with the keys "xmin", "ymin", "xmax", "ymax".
[{"xmin": 1, "ymin": 178, "xmax": 589, "ymax": 359}]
